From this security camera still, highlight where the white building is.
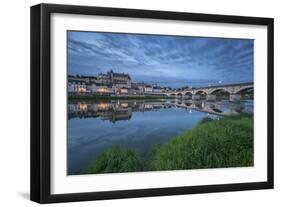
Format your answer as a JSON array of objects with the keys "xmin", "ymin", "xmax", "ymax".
[
  {"xmin": 68, "ymin": 81, "xmax": 87, "ymax": 93},
  {"xmin": 153, "ymin": 86, "xmax": 163, "ymax": 93},
  {"xmin": 144, "ymin": 85, "xmax": 153, "ymax": 93}
]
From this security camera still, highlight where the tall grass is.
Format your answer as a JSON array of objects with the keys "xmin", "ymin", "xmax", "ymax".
[
  {"xmin": 83, "ymin": 114, "xmax": 253, "ymax": 174},
  {"xmin": 150, "ymin": 113, "xmax": 253, "ymax": 171},
  {"xmin": 84, "ymin": 146, "xmax": 141, "ymax": 174}
]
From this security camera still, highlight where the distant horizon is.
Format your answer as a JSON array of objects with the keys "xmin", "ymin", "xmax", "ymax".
[{"xmin": 68, "ymin": 31, "xmax": 254, "ymax": 88}]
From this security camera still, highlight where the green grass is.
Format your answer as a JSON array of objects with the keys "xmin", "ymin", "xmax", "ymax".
[
  {"xmin": 83, "ymin": 146, "xmax": 141, "ymax": 174},
  {"xmin": 82, "ymin": 113, "xmax": 253, "ymax": 174},
  {"xmin": 150, "ymin": 113, "xmax": 253, "ymax": 171},
  {"xmin": 199, "ymin": 117, "xmax": 215, "ymax": 124}
]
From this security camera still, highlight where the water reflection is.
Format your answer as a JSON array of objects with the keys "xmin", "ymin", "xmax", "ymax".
[
  {"xmin": 68, "ymin": 99, "xmax": 253, "ymax": 122},
  {"xmin": 67, "ymin": 99, "xmax": 253, "ymax": 175}
]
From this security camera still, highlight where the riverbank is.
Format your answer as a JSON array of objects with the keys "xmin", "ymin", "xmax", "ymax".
[
  {"xmin": 82, "ymin": 113, "xmax": 253, "ymax": 174},
  {"xmin": 68, "ymin": 94, "xmax": 253, "ymax": 101},
  {"xmin": 68, "ymin": 94, "xmax": 173, "ymax": 100}
]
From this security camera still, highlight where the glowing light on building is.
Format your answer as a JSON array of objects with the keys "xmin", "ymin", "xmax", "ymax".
[
  {"xmin": 78, "ymin": 87, "xmax": 86, "ymax": 93},
  {"xmin": 97, "ymin": 103, "xmax": 111, "ymax": 109},
  {"xmin": 79, "ymin": 103, "xmax": 88, "ymax": 110},
  {"xmin": 97, "ymin": 88, "xmax": 108, "ymax": 93}
]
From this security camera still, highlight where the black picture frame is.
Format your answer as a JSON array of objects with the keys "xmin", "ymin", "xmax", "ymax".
[{"xmin": 30, "ymin": 3, "xmax": 274, "ymax": 204}]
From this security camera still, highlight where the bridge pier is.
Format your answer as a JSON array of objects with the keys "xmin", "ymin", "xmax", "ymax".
[
  {"xmin": 206, "ymin": 94, "xmax": 216, "ymax": 101},
  {"xmin": 183, "ymin": 95, "xmax": 192, "ymax": 100},
  {"xmin": 192, "ymin": 95, "xmax": 201, "ymax": 100},
  {"xmin": 230, "ymin": 94, "xmax": 241, "ymax": 102}
]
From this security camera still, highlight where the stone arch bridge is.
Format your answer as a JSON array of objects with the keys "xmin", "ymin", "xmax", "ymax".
[{"xmin": 165, "ymin": 82, "xmax": 253, "ymax": 102}]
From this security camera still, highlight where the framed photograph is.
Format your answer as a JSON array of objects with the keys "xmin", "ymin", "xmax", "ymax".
[{"xmin": 30, "ymin": 3, "xmax": 274, "ymax": 203}]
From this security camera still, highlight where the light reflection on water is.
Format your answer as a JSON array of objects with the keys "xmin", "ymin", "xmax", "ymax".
[{"xmin": 67, "ymin": 99, "xmax": 253, "ymax": 175}]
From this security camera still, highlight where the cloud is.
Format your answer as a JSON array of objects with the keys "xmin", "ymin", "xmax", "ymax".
[{"xmin": 67, "ymin": 31, "xmax": 253, "ymax": 87}]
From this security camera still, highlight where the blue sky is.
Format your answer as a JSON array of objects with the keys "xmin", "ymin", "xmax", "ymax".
[{"xmin": 68, "ymin": 31, "xmax": 253, "ymax": 88}]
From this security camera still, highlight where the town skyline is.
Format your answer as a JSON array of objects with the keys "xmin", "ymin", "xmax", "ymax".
[{"xmin": 68, "ymin": 31, "xmax": 254, "ymax": 88}]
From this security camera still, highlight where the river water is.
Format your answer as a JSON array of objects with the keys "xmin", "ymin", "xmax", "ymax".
[{"xmin": 67, "ymin": 99, "xmax": 253, "ymax": 175}]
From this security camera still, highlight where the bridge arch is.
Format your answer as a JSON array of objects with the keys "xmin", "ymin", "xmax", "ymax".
[
  {"xmin": 195, "ymin": 90, "xmax": 207, "ymax": 95},
  {"xmin": 184, "ymin": 91, "xmax": 193, "ymax": 100},
  {"xmin": 194, "ymin": 90, "xmax": 207, "ymax": 100},
  {"xmin": 235, "ymin": 86, "xmax": 254, "ymax": 94},
  {"xmin": 184, "ymin": 91, "xmax": 193, "ymax": 96},
  {"xmin": 210, "ymin": 88, "xmax": 231, "ymax": 95},
  {"xmin": 210, "ymin": 88, "xmax": 231, "ymax": 101}
]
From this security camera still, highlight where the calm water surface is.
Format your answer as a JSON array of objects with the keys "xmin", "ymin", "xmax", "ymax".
[{"xmin": 67, "ymin": 99, "xmax": 253, "ymax": 175}]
